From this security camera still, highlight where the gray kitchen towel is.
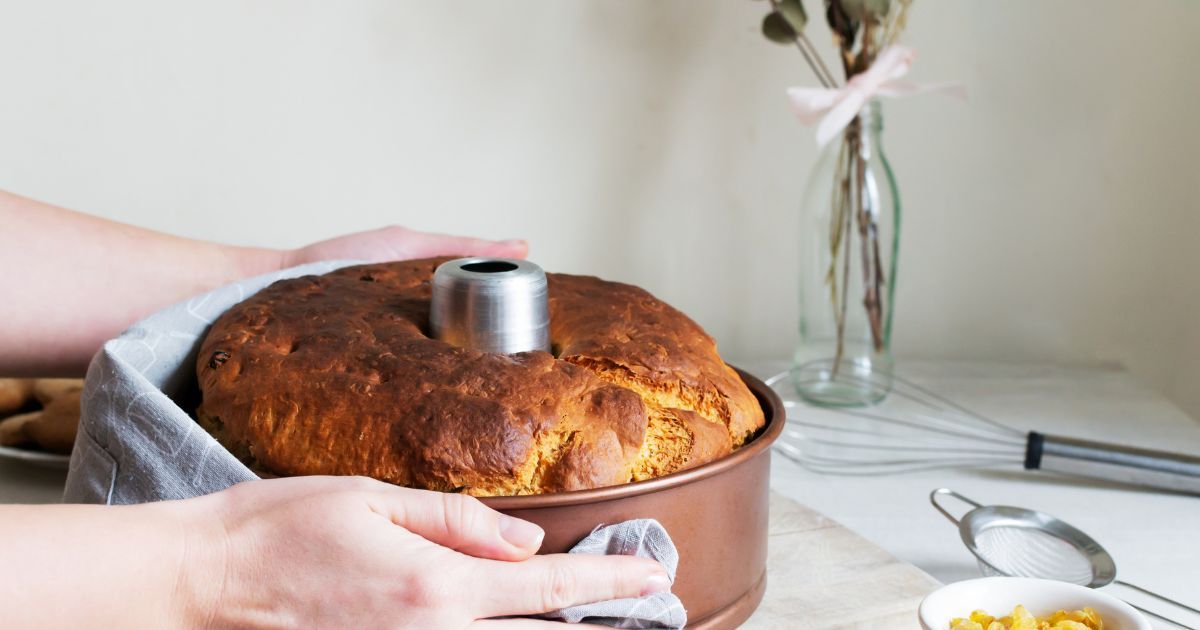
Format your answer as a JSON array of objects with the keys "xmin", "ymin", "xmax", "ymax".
[
  {"xmin": 63, "ymin": 261, "xmax": 685, "ymax": 627},
  {"xmin": 546, "ymin": 519, "xmax": 686, "ymax": 629},
  {"xmin": 65, "ymin": 260, "xmax": 353, "ymax": 504}
]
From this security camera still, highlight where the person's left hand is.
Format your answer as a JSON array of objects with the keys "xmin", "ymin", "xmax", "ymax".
[
  {"xmin": 174, "ymin": 476, "xmax": 666, "ymax": 629},
  {"xmin": 285, "ymin": 226, "xmax": 528, "ymax": 267}
]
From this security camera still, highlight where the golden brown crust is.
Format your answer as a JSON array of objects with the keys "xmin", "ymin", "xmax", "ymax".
[
  {"xmin": 196, "ymin": 258, "xmax": 764, "ymax": 496},
  {"xmin": 548, "ymin": 274, "xmax": 764, "ymax": 445}
]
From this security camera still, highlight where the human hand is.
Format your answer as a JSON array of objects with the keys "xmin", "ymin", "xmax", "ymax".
[
  {"xmin": 0, "ymin": 189, "xmax": 530, "ymax": 376},
  {"xmin": 177, "ymin": 476, "xmax": 670, "ymax": 629},
  {"xmin": 285, "ymin": 226, "xmax": 528, "ymax": 268}
]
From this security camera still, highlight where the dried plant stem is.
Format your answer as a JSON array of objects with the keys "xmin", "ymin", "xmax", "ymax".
[
  {"xmin": 827, "ymin": 117, "xmax": 888, "ymax": 375},
  {"xmin": 882, "ymin": 0, "xmax": 913, "ymax": 48},
  {"xmin": 852, "ymin": 121, "xmax": 886, "ymax": 352},
  {"xmin": 796, "ymin": 32, "xmax": 839, "ymax": 88},
  {"xmin": 805, "ymin": 0, "xmax": 906, "ymax": 388},
  {"xmin": 828, "ymin": 135, "xmax": 854, "ymax": 378},
  {"xmin": 833, "ymin": 178, "xmax": 853, "ymax": 377},
  {"xmin": 860, "ymin": 20, "xmax": 878, "ymax": 70},
  {"xmin": 767, "ymin": 0, "xmax": 839, "ymax": 88},
  {"xmin": 870, "ymin": 219, "xmax": 886, "ymax": 347}
]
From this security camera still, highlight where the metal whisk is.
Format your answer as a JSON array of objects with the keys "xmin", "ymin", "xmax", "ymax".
[{"xmin": 765, "ymin": 371, "xmax": 1200, "ymax": 496}]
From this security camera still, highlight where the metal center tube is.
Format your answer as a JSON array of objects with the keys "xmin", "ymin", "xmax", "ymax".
[{"xmin": 429, "ymin": 257, "xmax": 551, "ymax": 354}]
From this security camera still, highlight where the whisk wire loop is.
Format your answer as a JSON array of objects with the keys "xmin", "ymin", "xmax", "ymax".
[{"xmin": 772, "ymin": 369, "xmax": 1200, "ymax": 495}]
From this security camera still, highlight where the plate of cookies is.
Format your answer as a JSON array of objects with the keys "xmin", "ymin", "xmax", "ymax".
[{"xmin": 0, "ymin": 378, "xmax": 82, "ymax": 468}]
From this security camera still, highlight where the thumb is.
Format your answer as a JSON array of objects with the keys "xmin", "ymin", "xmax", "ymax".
[
  {"xmin": 403, "ymin": 230, "xmax": 529, "ymax": 260},
  {"xmin": 368, "ymin": 487, "xmax": 544, "ymax": 561}
]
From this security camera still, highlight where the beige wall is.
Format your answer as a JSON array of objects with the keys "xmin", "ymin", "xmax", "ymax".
[{"xmin": 2, "ymin": 1, "xmax": 1198, "ymax": 418}]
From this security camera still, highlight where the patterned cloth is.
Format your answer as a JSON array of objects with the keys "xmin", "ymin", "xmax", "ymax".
[
  {"xmin": 62, "ymin": 261, "xmax": 686, "ymax": 628},
  {"xmin": 545, "ymin": 519, "xmax": 686, "ymax": 629},
  {"xmin": 64, "ymin": 261, "xmax": 350, "ymax": 504}
]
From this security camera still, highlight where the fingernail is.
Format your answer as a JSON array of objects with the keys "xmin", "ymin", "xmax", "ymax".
[
  {"xmin": 640, "ymin": 574, "xmax": 672, "ymax": 597},
  {"xmin": 501, "ymin": 239, "xmax": 526, "ymax": 247},
  {"xmin": 498, "ymin": 514, "xmax": 544, "ymax": 549}
]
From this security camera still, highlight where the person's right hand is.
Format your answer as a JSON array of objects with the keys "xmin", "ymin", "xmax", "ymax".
[
  {"xmin": 175, "ymin": 476, "xmax": 671, "ymax": 629},
  {"xmin": 284, "ymin": 226, "xmax": 529, "ymax": 268}
]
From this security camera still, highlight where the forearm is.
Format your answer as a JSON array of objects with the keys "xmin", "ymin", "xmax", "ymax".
[
  {"xmin": 0, "ymin": 501, "xmax": 216, "ymax": 628},
  {"xmin": 0, "ymin": 191, "xmax": 284, "ymax": 376}
]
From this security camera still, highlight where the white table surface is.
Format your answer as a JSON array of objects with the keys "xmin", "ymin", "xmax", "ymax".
[
  {"xmin": 746, "ymin": 359, "xmax": 1200, "ymax": 630},
  {"xmin": 2, "ymin": 359, "xmax": 1198, "ymax": 628}
]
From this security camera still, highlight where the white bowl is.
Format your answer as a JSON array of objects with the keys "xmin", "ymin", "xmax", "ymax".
[{"xmin": 919, "ymin": 577, "xmax": 1151, "ymax": 630}]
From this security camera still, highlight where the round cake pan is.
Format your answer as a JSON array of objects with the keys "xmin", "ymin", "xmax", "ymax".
[{"xmin": 482, "ymin": 367, "xmax": 784, "ymax": 629}]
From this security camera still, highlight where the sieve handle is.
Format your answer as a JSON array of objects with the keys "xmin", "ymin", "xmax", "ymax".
[
  {"xmin": 1025, "ymin": 432, "xmax": 1200, "ymax": 496},
  {"xmin": 929, "ymin": 488, "xmax": 981, "ymax": 526},
  {"xmin": 1115, "ymin": 579, "xmax": 1200, "ymax": 621}
]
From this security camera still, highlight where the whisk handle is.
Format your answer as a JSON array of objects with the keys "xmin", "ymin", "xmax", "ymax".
[{"xmin": 1025, "ymin": 432, "xmax": 1200, "ymax": 496}]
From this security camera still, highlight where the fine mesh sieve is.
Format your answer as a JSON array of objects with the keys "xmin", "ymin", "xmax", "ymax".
[{"xmin": 931, "ymin": 488, "xmax": 1200, "ymax": 629}]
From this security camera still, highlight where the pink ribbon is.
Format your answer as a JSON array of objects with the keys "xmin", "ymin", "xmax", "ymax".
[{"xmin": 786, "ymin": 45, "xmax": 965, "ymax": 146}]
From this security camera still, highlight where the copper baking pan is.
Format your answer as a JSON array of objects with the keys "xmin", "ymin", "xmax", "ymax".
[{"xmin": 483, "ymin": 367, "xmax": 785, "ymax": 629}]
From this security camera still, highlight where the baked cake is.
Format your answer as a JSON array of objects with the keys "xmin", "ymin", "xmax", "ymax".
[{"xmin": 196, "ymin": 257, "xmax": 765, "ymax": 496}]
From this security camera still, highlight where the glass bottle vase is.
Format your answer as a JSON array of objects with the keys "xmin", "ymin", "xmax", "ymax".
[{"xmin": 791, "ymin": 100, "xmax": 900, "ymax": 407}]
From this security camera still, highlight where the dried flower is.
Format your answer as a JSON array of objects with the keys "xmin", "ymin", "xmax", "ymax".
[{"xmin": 758, "ymin": 0, "xmax": 914, "ymax": 368}]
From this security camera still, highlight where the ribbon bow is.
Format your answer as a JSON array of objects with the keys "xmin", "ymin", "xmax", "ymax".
[{"xmin": 786, "ymin": 45, "xmax": 965, "ymax": 146}]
